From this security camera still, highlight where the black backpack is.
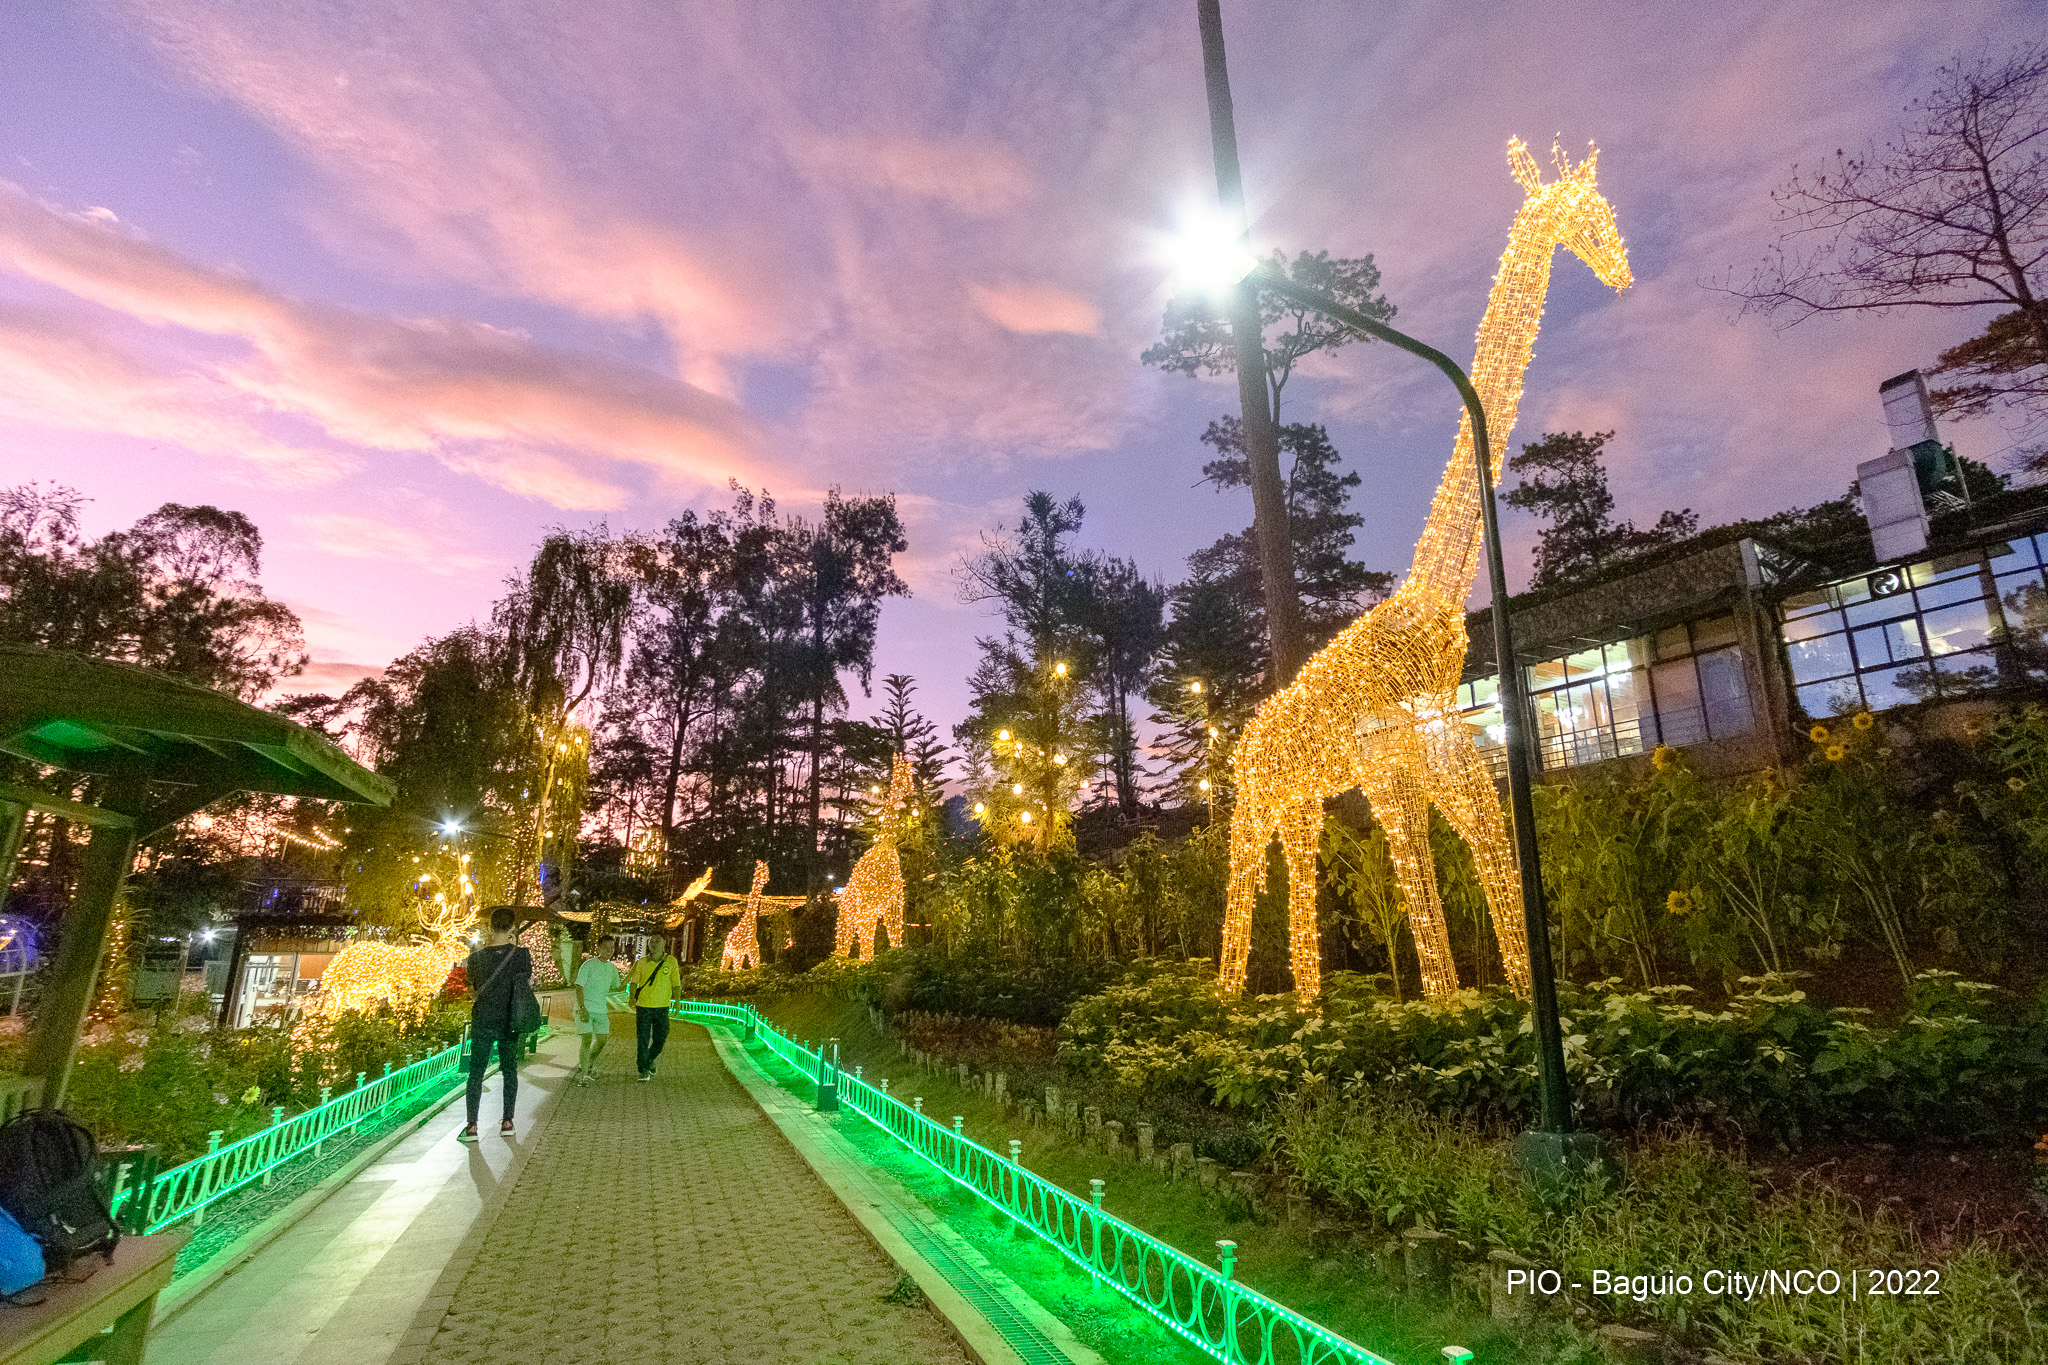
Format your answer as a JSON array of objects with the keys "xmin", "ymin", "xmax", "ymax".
[{"xmin": 0, "ymin": 1111, "xmax": 120, "ymax": 1277}]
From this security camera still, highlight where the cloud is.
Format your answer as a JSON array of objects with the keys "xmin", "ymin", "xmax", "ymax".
[
  {"xmin": 971, "ymin": 284, "xmax": 1100, "ymax": 336},
  {"xmin": 294, "ymin": 513, "xmax": 494, "ymax": 575},
  {"xmin": 0, "ymin": 179, "xmax": 761, "ymax": 505},
  {"xmin": 797, "ymin": 134, "xmax": 1037, "ymax": 214},
  {"xmin": 0, "ymin": 301, "xmax": 347, "ymax": 483},
  {"xmin": 285, "ymin": 659, "xmax": 386, "ymax": 695}
]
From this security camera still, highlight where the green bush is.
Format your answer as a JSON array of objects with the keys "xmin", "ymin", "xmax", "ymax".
[
  {"xmin": 1056, "ymin": 963, "xmax": 2048, "ymax": 1143},
  {"xmin": 60, "ymin": 1000, "xmax": 470, "ymax": 1163},
  {"xmin": 1273, "ymin": 1091, "xmax": 2045, "ymax": 1364}
]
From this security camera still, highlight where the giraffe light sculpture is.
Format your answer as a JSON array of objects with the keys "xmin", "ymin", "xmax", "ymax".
[
  {"xmin": 835, "ymin": 754, "xmax": 914, "ymax": 960},
  {"xmin": 1221, "ymin": 139, "xmax": 1632, "ymax": 1001},
  {"xmin": 719, "ymin": 860, "xmax": 773, "ymax": 971}
]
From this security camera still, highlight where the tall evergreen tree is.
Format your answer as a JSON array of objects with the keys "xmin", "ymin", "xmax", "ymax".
[{"xmin": 1504, "ymin": 430, "xmax": 1697, "ymax": 589}]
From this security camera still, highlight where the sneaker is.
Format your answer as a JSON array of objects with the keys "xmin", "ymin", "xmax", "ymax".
[
  {"xmin": 637, "ymin": 1072, "xmax": 652, "ymax": 1083},
  {"xmin": 456, "ymin": 1125, "xmax": 479, "ymax": 1143},
  {"xmin": 500, "ymin": 1118, "xmax": 515, "ymax": 1135}
]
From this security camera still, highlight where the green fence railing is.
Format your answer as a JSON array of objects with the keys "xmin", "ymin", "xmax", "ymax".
[
  {"xmin": 675, "ymin": 998, "xmax": 1402, "ymax": 1365},
  {"xmin": 110, "ymin": 1033, "xmax": 475, "ymax": 1235}
]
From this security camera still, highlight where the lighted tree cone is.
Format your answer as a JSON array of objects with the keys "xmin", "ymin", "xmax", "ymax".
[
  {"xmin": 719, "ymin": 860, "xmax": 772, "ymax": 972},
  {"xmin": 1221, "ymin": 139, "xmax": 1632, "ymax": 1001},
  {"xmin": 835, "ymin": 753, "xmax": 913, "ymax": 961},
  {"xmin": 318, "ymin": 901, "xmax": 476, "ymax": 1016}
]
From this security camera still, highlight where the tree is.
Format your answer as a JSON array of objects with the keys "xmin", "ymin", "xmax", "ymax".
[
  {"xmin": 1074, "ymin": 556, "xmax": 1165, "ymax": 818},
  {"xmin": 779, "ymin": 490, "xmax": 910, "ymax": 894},
  {"xmin": 873, "ymin": 674, "xmax": 949, "ymax": 790},
  {"xmin": 956, "ymin": 493, "xmax": 1097, "ymax": 847},
  {"xmin": 499, "ymin": 528, "xmax": 634, "ymax": 904},
  {"xmin": 1143, "ymin": 249, "xmax": 1397, "ymax": 423},
  {"xmin": 1504, "ymin": 431, "xmax": 1698, "ymax": 590},
  {"xmin": 1733, "ymin": 44, "xmax": 2048, "ymax": 442},
  {"xmin": 0, "ymin": 483, "xmax": 305, "ymax": 698},
  {"xmin": 1145, "ymin": 250, "xmax": 1399, "ymax": 683}
]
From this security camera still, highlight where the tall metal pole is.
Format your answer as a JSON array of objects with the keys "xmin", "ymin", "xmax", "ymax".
[
  {"xmin": 1248, "ymin": 267, "xmax": 1573, "ymax": 1136},
  {"xmin": 1195, "ymin": 0, "xmax": 1307, "ymax": 684}
]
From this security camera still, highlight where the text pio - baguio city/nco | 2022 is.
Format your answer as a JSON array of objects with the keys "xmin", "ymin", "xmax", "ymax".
[{"xmin": 1500, "ymin": 1267, "xmax": 1943, "ymax": 1304}]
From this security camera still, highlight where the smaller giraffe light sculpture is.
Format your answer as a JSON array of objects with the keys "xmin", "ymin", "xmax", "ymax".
[
  {"xmin": 719, "ymin": 860, "xmax": 773, "ymax": 971},
  {"xmin": 836, "ymin": 754, "xmax": 914, "ymax": 960}
]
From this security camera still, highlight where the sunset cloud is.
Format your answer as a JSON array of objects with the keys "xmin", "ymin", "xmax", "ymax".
[
  {"xmin": 0, "ymin": 180, "xmax": 761, "ymax": 505},
  {"xmin": 294, "ymin": 513, "xmax": 494, "ymax": 575},
  {"xmin": 971, "ymin": 284, "xmax": 1101, "ymax": 336}
]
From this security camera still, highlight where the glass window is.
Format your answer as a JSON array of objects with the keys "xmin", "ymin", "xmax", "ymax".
[
  {"xmin": 1921, "ymin": 598, "xmax": 1997, "ymax": 655},
  {"xmin": 1930, "ymin": 649, "xmax": 2000, "ymax": 694},
  {"xmin": 1852, "ymin": 618, "xmax": 1924, "ymax": 668},
  {"xmin": 1526, "ymin": 656, "xmax": 1569, "ymax": 689},
  {"xmin": 1651, "ymin": 657, "xmax": 1706, "ymax": 747},
  {"xmin": 1605, "ymin": 638, "xmax": 1649, "ymax": 670},
  {"xmin": 1787, "ymin": 631, "xmax": 1854, "ymax": 683},
  {"xmin": 2003, "ymin": 580, "xmax": 2048, "ymax": 645},
  {"xmin": 1563, "ymin": 646, "xmax": 1606, "ymax": 680},
  {"xmin": 1780, "ymin": 587, "xmax": 1838, "ymax": 620},
  {"xmin": 1986, "ymin": 540, "xmax": 2031, "ymax": 573},
  {"xmin": 1797, "ymin": 677, "xmax": 1864, "ymax": 718},
  {"xmin": 1861, "ymin": 663, "xmax": 1932, "ymax": 710},
  {"xmin": 1697, "ymin": 647, "xmax": 1754, "ymax": 738},
  {"xmin": 1605, "ymin": 665, "xmax": 1647, "ymax": 750},
  {"xmin": 1782, "ymin": 609, "xmax": 1845, "ymax": 643},
  {"xmin": 1914, "ymin": 573, "xmax": 1990, "ymax": 610},
  {"xmin": 1846, "ymin": 589, "xmax": 1913, "ymax": 628}
]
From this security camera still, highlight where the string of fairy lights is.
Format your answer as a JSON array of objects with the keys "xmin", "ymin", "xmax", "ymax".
[{"xmin": 1221, "ymin": 139, "xmax": 1632, "ymax": 1002}]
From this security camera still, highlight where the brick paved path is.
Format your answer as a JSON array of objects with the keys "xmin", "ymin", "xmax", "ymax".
[{"xmin": 401, "ymin": 1024, "xmax": 972, "ymax": 1365}]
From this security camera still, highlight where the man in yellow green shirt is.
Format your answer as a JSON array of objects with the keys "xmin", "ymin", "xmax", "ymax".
[{"xmin": 627, "ymin": 937, "xmax": 681, "ymax": 1081}]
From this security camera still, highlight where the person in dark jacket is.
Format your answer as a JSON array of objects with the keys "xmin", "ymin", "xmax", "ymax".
[{"xmin": 460, "ymin": 906, "xmax": 531, "ymax": 1141}]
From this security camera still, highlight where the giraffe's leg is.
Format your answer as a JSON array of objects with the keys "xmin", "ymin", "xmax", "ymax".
[
  {"xmin": 1276, "ymin": 800, "xmax": 1326, "ymax": 1000},
  {"xmin": 1428, "ymin": 736, "xmax": 1533, "ymax": 997},
  {"xmin": 1361, "ymin": 766, "xmax": 1462, "ymax": 999},
  {"xmin": 1220, "ymin": 798, "xmax": 1271, "ymax": 994}
]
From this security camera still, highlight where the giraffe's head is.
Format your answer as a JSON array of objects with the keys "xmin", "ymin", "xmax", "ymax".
[{"xmin": 1509, "ymin": 138, "xmax": 1632, "ymax": 292}]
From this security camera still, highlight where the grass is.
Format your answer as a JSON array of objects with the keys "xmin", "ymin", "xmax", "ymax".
[
  {"xmin": 730, "ymin": 987, "xmax": 2048, "ymax": 1365},
  {"xmin": 739, "ymin": 990, "xmax": 1589, "ymax": 1365}
]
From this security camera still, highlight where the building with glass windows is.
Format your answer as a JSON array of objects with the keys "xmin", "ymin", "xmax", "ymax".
[{"xmin": 1453, "ymin": 507, "xmax": 2048, "ymax": 780}]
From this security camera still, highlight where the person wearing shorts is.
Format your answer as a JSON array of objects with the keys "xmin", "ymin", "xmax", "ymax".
[{"xmin": 573, "ymin": 935, "xmax": 623, "ymax": 1084}]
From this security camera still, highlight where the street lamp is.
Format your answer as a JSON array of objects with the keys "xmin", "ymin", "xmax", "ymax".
[{"xmin": 1239, "ymin": 259, "xmax": 1581, "ymax": 1166}]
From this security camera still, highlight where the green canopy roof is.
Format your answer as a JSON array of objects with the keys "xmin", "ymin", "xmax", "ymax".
[{"xmin": 0, "ymin": 645, "xmax": 393, "ymax": 816}]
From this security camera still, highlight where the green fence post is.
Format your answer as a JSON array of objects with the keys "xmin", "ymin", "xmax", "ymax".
[
  {"xmin": 193, "ymin": 1130, "xmax": 223, "ymax": 1229},
  {"xmin": 816, "ymin": 1038, "xmax": 839, "ymax": 1112}
]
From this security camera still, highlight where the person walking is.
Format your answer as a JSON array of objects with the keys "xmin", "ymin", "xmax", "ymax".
[
  {"xmin": 460, "ymin": 906, "xmax": 532, "ymax": 1141},
  {"xmin": 573, "ymin": 934, "xmax": 623, "ymax": 1084},
  {"xmin": 627, "ymin": 933, "xmax": 681, "ymax": 1081}
]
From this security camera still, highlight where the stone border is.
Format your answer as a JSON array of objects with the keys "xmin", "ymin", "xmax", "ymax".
[
  {"xmin": 150, "ymin": 1075, "xmax": 470, "ymax": 1328},
  {"xmin": 701, "ymin": 1023, "xmax": 1104, "ymax": 1365}
]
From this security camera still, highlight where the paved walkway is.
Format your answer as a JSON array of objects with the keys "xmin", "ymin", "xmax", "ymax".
[{"xmin": 152, "ymin": 1023, "xmax": 972, "ymax": 1365}]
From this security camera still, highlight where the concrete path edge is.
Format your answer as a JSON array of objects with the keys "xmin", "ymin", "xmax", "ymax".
[
  {"xmin": 700, "ymin": 1022, "xmax": 1105, "ymax": 1365},
  {"xmin": 150, "ymin": 1076, "xmax": 470, "ymax": 1328}
]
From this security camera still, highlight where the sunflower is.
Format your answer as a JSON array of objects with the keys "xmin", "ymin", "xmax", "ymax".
[
  {"xmin": 1666, "ymin": 889, "xmax": 1693, "ymax": 916},
  {"xmin": 2010, "ymin": 776, "xmax": 2028, "ymax": 794},
  {"xmin": 1826, "ymin": 744, "xmax": 1847, "ymax": 761},
  {"xmin": 1651, "ymin": 745, "xmax": 1675, "ymax": 771},
  {"xmin": 1852, "ymin": 712, "xmax": 1875, "ymax": 731},
  {"xmin": 1809, "ymin": 724, "xmax": 1830, "ymax": 743}
]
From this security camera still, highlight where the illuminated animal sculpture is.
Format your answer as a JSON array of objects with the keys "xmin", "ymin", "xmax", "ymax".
[
  {"xmin": 1222, "ymin": 139, "xmax": 1632, "ymax": 1001},
  {"xmin": 719, "ymin": 861, "xmax": 772, "ymax": 971},
  {"xmin": 318, "ymin": 901, "xmax": 475, "ymax": 1016},
  {"xmin": 835, "ymin": 754, "xmax": 914, "ymax": 961}
]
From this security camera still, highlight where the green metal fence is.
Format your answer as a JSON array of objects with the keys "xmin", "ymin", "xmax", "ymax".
[
  {"xmin": 109, "ymin": 1033, "xmax": 473, "ymax": 1234},
  {"xmin": 675, "ymin": 998, "xmax": 1402, "ymax": 1365}
]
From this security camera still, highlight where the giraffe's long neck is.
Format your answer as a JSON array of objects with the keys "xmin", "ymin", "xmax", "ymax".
[{"xmin": 1390, "ymin": 198, "xmax": 1567, "ymax": 614}]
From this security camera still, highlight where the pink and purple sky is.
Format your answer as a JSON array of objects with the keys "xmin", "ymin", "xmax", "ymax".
[{"xmin": 3, "ymin": 1, "xmax": 2041, "ymax": 741}]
